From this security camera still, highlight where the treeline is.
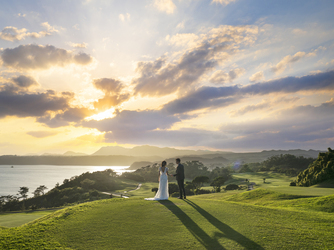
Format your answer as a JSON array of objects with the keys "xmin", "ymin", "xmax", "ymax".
[
  {"xmin": 296, "ymin": 148, "xmax": 334, "ymax": 187},
  {"xmin": 239, "ymin": 154, "xmax": 315, "ymax": 176},
  {"xmin": 121, "ymin": 161, "xmax": 231, "ymax": 183},
  {"xmin": 0, "ymin": 169, "xmax": 120, "ymax": 211}
]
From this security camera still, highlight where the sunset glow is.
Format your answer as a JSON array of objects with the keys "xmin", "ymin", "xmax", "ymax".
[{"xmin": 0, "ymin": 0, "xmax": 334, "ymax": 155}]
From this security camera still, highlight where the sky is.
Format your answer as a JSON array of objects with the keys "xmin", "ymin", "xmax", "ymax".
[{"xmin": 0, "ymin": 0, "xmax": 334, "ymax": 155}]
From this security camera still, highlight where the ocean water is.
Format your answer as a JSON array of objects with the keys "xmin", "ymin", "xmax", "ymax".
[{"xmin": 0, "ymin": 165, "xmax": 132, "ymax": 197}]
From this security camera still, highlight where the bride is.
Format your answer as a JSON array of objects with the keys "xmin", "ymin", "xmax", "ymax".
[{"xmin": 145, "ymin": 161, "xmax": 169, "ymax": 200}]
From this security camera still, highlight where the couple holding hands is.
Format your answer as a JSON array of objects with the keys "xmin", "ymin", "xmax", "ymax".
[{"xmin": 145, "ymin": 158, "xmax": 186, "ymax": 201}]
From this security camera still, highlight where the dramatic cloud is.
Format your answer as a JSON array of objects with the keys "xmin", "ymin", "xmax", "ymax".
[
  {"xmin": 153, "ymin": 0, "xmax": 176, "ymax": 14},
  {"xmin": 93, "ymin": 78, "xmax": 130, "ymax": 111},
  {"xmin": 1, "ymin": 44, "xmax": 93, "ymax": 70},
  {"xmin": 104, "ymin": 128, "xmax": 227, "ymax": 147},
  {"xmin": 133, "ymin": 25, "xmax": 258, "ymax": 97},
  {"xmin": 11, "ymin": 75, "xmax": 39, "ymax": 88},
  {"xmin": 162, "ymin": 70, "xmax": 334, "ymax": 114},
  {"xmin": 209, "ymin": 68, "xmax": 245, "ymax": 84},
  {"xmin": 249, "ymin": 71, "xmax": 264, "ymax": 82},
  {"xmin": 81, "ymin": 98, "xmax": 334, "ymax": 150},
  {"xmin": 0, "ymin": 22, "xmax": 58, "ymax": 42},
  {"xmin": 84, "ymin": 109, "xmax": 180, "ymax": 134},
  {"xmin": 0, "ymin": 84, "xmax": 71, "ymax": 118},
  {"xmin": 37, "ymin": 107, "xmax": 95, "ymax": 128},
  {"xmin": 229, "ymin": 97, "xmax": 299, "ymax": 117},
  {"xmin": 217, "ymin": 99, "xmax": 334, "ymax": 150},
  {"xmin": 272, "ymin": 51, "xmax": 315, "ymax": 74}
]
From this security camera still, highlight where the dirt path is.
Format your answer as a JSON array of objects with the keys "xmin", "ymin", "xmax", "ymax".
[{"xmin": 102, "ymin": 183, "xmax": 142, "ymax": 198}]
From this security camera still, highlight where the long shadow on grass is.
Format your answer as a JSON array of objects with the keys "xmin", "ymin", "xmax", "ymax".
[
  {"xmin": 184, "ymin": 199, "xmax": 265, "ymax": 250},
  {"xmin": 158, "ymin": 200, "xmax": 225, "ymax": 250}
]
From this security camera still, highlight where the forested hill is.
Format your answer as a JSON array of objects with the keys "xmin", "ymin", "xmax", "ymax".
[
  {"xmin": 296, "ymin": 148, "xmax": 334, "ymax": 186},
  {"xmin": 0, "ymin": 147, "xmax": 323, "ymax": 166}
]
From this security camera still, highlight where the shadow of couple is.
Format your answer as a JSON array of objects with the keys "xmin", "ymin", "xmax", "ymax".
[{"xmin": 158, "ymin": 199, "xmax": 264, "ymax": 250}]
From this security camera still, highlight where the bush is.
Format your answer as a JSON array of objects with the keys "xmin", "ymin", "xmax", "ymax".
[
  {"xmin": 289, "ymin": 182, "xmax": 296, "ymax": 186},
  {"xmin": 196, "ymin": 189, "xmax": 211, "ymax": 195},
  {"xmin": 169, "ymin": 183, "xmax": 179, "ymax": 194},
  {"xmin": 171, "ymin": 192, "xmax": 179, "ymax": 197},
  {"xmin": 89, "ymin": 190, "xmax": 99, "ymax": 197},
  {"xmin": 225, "ymin": 184, "xmax": 239, "ymax": 190},
  {"xmin": 296, "ymin": 148, "xmax": 334, "ymax": 186}
]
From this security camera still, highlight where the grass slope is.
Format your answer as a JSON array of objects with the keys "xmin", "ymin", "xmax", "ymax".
[
  {"xmin": 1, "ymin": 193, "xmax": 334, "ymax": 249},
  {"xmin": 0, "ymin": 210, "xmax": 56, "ymax": 228}
]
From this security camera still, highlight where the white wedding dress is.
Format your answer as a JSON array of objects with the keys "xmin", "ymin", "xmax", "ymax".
[{"xmin": 145, "ymin": 167, "xmax": 169, "ymax": 200}]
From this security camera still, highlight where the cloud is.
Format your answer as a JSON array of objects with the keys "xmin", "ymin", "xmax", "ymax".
[
  {"xmin": 27, "ymin": 131, "xmax": 59, "ymax": 138},
  {"xmin": 211, "ymin": 0, "xmax": 237, "ymax": 5},
  {"xmin": 80, "ymin": 98, "xmax": 334, "ymax": 150},
  {"xmin": 229, "ymin": 97, "xmax": 299, "ymax": 117},
  {"xmin": 69, "ymin": 42, "xmax": 87, "ymax": 48},
  {"xmin": 133, "ymin": 25, "xmax": 258, "ymax": 97},
  {"xmin": 104, "ymin": 128, "xmax": 227, "ymax": 147},
  {"xmin": 1, "ymin": 44, "xmax": 93, "ymax": 70},
  {"xmin": 272, "ymin": 51, "xmax": 316, "ymax": 74},
  {"xmin": 83, "ymin": 109, "xmax": 180, "ymax": 134},
  {"xmin": 0, "ymin": 22, "xmax": 58, "ymax": 42},
  {"xmin": 162, "ymin": 70, "xmax": 334, "ymax": 115},
  {"xmin": 162, "ymin": 86, "xmax": 239, "ymax": 115},
  {"xmin": 209, "ymin": 68, "xmax": 245, "ymax": 84},
  {"xmin": 0, "ymin": 84, "xmax": 71, "ymax": 118},
  {"xmin": 216, "ymin": 99, "xmax": 334, "ymax": 150},
  {"xmin": 119, "ymin": 13, "xmax": 131, "ymax": 22},
  {"xmin": 153, "ymin": 0, "xmax": 176, "ymax": 14},
  {"xmin": 11, "ymin": 75, "xmax": 39, "ymax": 88},
  {"xmin": 37, "ymin": 107, "xmax": 95, "ymax": 128},
  {"xmin": 249, "ymin": 71, "xmax": 264, "ymax": 82},
  {"xmin": 166, "ymin": 33, "xmax": 199, "ymax": 47},
  {"xmin": 92, "ymin": 78, "xmax": 130, "ymax": 111}
]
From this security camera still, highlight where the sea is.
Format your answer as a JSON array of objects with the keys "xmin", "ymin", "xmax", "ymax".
[{"xmin": 0, "ymin": 165, "xmax": 133, "ymax": 197}]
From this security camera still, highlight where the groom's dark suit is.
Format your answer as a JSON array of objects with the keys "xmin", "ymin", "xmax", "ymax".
[{"xmin": 173, "ymin": 163, "xmax": 186, "ymax": 198}]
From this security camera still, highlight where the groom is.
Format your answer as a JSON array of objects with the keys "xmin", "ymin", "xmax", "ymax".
[{"xmin": 172, "ymin": 158, "xmax": 186, "ymax": 199}]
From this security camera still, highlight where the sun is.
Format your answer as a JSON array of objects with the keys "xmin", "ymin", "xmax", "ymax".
[{"xmin": 85, "ymin": 108, "xmax": 116, "ymax": 121}]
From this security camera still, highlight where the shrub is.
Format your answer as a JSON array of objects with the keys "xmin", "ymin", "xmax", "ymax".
[
  {"xmin": 289, "ymin": 182, "xmax": 296, "ymax": 186},
  {"xmin": 225, "ymin": 184, "xmax": 239, "ymax": 190},
  {"xmin": 196, "ymin": 189, "xmax": 211, "ymax": 195},
  {"xmin": 171, "ymin": 192, "xmax": 179, "ymax": 197},
  {"xmin": 168, "ymin": 183, "xmax": 179, "ymax": 194}
]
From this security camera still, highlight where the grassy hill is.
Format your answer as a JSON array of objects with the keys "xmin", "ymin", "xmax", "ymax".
[
  {"xmin": 2, "ymin": 172, "xmax": 334, "ymax": 249},
  {"xmin": 1, "ymin": 191, "xmax": 334, "ymax": 249}
]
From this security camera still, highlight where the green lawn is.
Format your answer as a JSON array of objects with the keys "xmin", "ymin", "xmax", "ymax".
[
  {"xmin": 2, "ymin": 172, "xmax": 334, "ymax": 249},
  {"xmin": 1, "ymin": 192, "xmax": 334, "ymax": 249},
  {"xmin": 0, "ymin": 210, "xmax": 57, "ymax": 228}
]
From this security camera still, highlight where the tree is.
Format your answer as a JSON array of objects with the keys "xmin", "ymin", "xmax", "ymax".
[
  {"xmin": 80, "ymin": 179, "xmax": 96, "ymax": 190},
  {"xmin": 192, "ymin": 176, "xmax": 210, "ymax": 191},
  {"xmin": 33, "ymin": 185, "xmax": 48, "ymax": 197},
  {"xmin": 238, "ymin": 164, "xmax": 253, "ymax": 173},
  {"xmin": 18, "ymin": 187, "xmax": 29, "ymax": 200},
  {"xmin": 210, "ymin": 176, "xmax": 226, "ymax": 192}
]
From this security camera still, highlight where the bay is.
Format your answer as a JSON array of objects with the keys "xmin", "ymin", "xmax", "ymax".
[{"xmin": 0, "ymin": 165, "xmax": 133, "ymax": 197}]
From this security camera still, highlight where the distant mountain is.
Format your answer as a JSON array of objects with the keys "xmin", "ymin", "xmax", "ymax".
[
  {"xmin": 92, "ymin": 145, "xmax": 225, "ymax": 158},
  {"xmin": 92, "ymin": 145, "xmax": 324, "ymax": 165},
  {"xmin": 63, "ymin": 151, "xmax": 87, "ymax": 156}
]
